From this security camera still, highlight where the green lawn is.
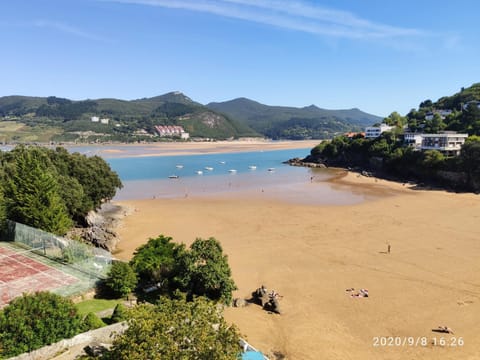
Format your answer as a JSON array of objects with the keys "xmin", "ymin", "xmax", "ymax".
[{"xmin": 76, "ymin": 298, "xmax": 124, "ymax": 316}]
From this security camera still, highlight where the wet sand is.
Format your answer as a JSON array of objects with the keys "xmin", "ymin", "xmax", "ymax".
[
  {"xmin": 86, "ymin": 139, "xmax": 321, "ymax": 158},
  {"xmin": 114, "ymin": 172, "xmax": 480, "ymax": 360}
]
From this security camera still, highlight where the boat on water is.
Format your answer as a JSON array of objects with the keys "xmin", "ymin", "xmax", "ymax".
[
  {"xmin": 219, "ymin": 161, "xmax": 226, "ymax": 164},
  {"xmin": 267, "ymin": 168, "xmax": 275, "ymax": 172},
  {"xmin": 204, "ymin": 166, "xmax": 214, "ymax": 171},
  {"xmin": 168, "ymin": 175, "xmax": 179, "ymax": 179},
  {"xmin": 248, "ymin": 165, "xmax": 257, "ymax": 170},
  {"xmin": 228, "ymin": 169, "xmax": 237, "ymax": 173},
  {"xmin": 175, "ymin": 165, "xmax": 184, "ymax": 169},
  {"xmin": 196, "ymin": 170, "xmax": 203, "ymax": 175}
]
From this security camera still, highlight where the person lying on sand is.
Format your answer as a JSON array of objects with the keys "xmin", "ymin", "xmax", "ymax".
[{"xmin": 433, "ymin": 325, "xmax": 454, "ymax": 334}]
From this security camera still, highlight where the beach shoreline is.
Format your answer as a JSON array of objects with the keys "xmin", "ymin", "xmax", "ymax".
[
  {"xmin": 112, "ymin": 166, "xmax": 480, "ymax": 360},
  {"xmin": 74, "ymin": 139, "xmax": 322, "ymax": 158}
]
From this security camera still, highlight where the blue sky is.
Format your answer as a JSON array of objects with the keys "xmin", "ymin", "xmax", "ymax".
[{"xmin": 1, "ymin": 0, "xmax": 479, "ymax": 116}]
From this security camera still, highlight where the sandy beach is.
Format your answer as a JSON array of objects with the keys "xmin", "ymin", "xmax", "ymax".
[
  {"xmin": 114, "ymin": 171, "xmax": 480, "ymax": 360},
  {"xmin": 89, "ymin": 139, "xmax": 322, "ymax": 158}
]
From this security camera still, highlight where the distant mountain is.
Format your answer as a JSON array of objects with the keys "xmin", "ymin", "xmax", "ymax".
[
  {"xmin": 0, "ymin": 92, "xmax": 258, "ymax": 142},
  {"xmin": 207, "ymin": 98, "xmax": 382, "ymax": 139}
]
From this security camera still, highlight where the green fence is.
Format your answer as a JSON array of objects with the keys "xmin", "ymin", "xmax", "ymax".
[{"xmin": 4, "ymin": 220, "xmax": 112, "ymax": 279}]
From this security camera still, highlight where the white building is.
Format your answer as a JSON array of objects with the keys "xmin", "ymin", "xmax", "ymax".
[
  {"xmin": 100, "ymin": 118, "xmax": 109, "ymax": 124},
  {"xmin": 365, "ymin": 124, "xmax": 394, "ymax": 139},
  {"xmin": 420, "ymin": 132, "xmax": 468, "ymax": 156},
  {"xmin": 404, "ymin": 132, "xmax": 423, "ymax": 149},
  {"xmin": 155, "ymin": 125, "xmax": 189, "ymax": 139},
  {"xmin": 91, "ymin": 116, "xmax": 99, "ymax": 122}
]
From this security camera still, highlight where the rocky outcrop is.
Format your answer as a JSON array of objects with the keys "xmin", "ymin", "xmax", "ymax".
[
  {"xmin": 284, "ymin": 157, "xmax": 327, "ymax": 168},
  {"xmin": 68, "ymin": 203, "xmax": 131, "ymax": 252}
]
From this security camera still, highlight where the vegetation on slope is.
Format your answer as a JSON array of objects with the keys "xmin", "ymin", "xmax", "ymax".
[
  {"xmin": 207, "ymin": 97, "xmax": 382, "ymax": 139},
  {"xmin": 0, "ymin": 145, "xmax": 122, "ymax": 233},
  {"xmin": 308, "ymin": 83, "xmax": 480, "ymax": 192},
  {"xmin": 0, "ymin": 92, "xmax": 259, "ymax": 142}
]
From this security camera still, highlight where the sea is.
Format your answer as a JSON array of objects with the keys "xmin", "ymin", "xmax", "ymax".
[
  {"xmin": 0, "ymin": 144, "xmax": 379, "ymax": 204},
  {"xmin": 104, "ymin": 148, "xmax": 379, "ymax": 205}
]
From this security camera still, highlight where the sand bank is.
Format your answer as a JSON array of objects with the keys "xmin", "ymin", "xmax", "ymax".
[
  {"xmin": 88, "ymin": 139, "xmax": 321, "ymax": 158},
  {"xmin": 114, "ymin": 174, "xmax": 480, "ymax": 360}
]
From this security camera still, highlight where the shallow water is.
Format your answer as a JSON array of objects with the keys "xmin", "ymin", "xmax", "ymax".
[{"xmin": 107, "ymin": 149, "xmax": 381, "ymax": 205}]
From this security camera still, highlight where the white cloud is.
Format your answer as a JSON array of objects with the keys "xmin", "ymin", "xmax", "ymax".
[
  {"xmin": 104, "ymin": 0, "xmax": 425, "ymax": 40},
  {"xmin": 32, "ymin": 20, "xmax": 111, "ymax": 42}
]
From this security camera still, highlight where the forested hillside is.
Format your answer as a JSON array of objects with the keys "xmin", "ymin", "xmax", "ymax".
[
  {"xmin": 207, "ymin": 97, "xmax": 382, "ymax": 139},
  {"xmin": 0, "ymin": 92, "xmax": 258, "ymax": 142}
]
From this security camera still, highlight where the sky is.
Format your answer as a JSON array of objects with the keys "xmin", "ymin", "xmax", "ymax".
[{"xmin": 1, "ymin": 0, "xmax": 479, "ymax": 117}]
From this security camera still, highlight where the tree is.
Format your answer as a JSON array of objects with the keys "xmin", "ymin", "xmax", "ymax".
[
  {"xmin": 3, "ymin": 146, "xmax": 72, "ymax": 234},
  {"xmin": 49, "ymin": 147, "xmax": 123, "ymax": 215},
  {"xmin": 177, "ymin": 237, "xmax": 237, "ymax": 304},
  {"xmin": 0, "ymin": 292, "xmax": 83, "ymax": 358},
  {"xmin": 421, "ymin": 150, "xmax": 445, "ymax": 170},
  {"xmin": 419, "ymin": 99, "xmax": 433, "ymax": 108},
  {"xmin": 0, "ymin": 185, "xmax": 6, "ymax": 233},
  {"xmin": 104, "ymin": 297, "xmax": 241, "ymax": 360},
  {"xmin": 106, "ymin": 261, "xmax": 138, "ymax": 298},
  {"xmin": 459, "ymin": 140, "xmax": 480, "ymax": 189},
  {"xmin": 130, "ymin": 235, "xmax": 185, "ymax": 286},
  {"xmin": 384, "ymin": 112, "xmax": 406, "ymax": 127},
  {"xmin": 424, "ymin": 113, "xmax": 446, "ymax": 134}
]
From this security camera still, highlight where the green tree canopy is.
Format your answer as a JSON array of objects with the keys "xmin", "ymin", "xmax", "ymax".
[
  {"xmin": 106, "ymin": 261, "xmax": 138, "ymax": 298},
  {"xmin": 3, "ymin": 146, "xmax": 72, "ymax": 234},
  {"xmin": 0, "ymin": 292, "xmax": 83, "ymax": 358},
  {"xmin": 130, "ymin": 235, "xmax": 185, "ymax": 286},
  {"xmin": 177, "ymin": 237, "xmax": 237, "ymax": 304},
  {"xmin": 105, "ymin": 296, "xmax": 241, "ymax": 360},
  {"xmin": 0, "ymin": 145, "xmax": 123, "ymax": 231}
]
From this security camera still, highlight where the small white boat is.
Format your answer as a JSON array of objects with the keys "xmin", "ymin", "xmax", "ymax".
[
  {"xmin": 219, "ymin": 161, "xmax": 226, "ymax": 164},
  {"xmin": 175, "ymin": 165, "xmax": 184, "ymax": 169},
  {"xmin": 228, "ymin": 169, "xmax": 237, "ymax": 173},
  {"xmin": 268, "ymin": 168, "xmax": 275, "ymax": 172},
  {"xmin": 248, "ymin": 165, "xmax": 257, "ymax": 170},
  {"xmin": 168, "ymin": 175, "xmax": 179, "ymax": 179},
  {"xmin": 204, "ymin": 166, "xmax": 214, "ymax": 171},
  {"xmin": 196, "ymin": 170, "xmax": 203, "ymax": 175}
]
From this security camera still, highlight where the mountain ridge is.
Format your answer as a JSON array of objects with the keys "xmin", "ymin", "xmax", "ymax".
[
  {"xmin": 0, "ymin": 92, "xmax": 381, "ymax": 142},
  {"xmin": 207, "ymin": 97, "xmax": 382, "ymax": 139}
]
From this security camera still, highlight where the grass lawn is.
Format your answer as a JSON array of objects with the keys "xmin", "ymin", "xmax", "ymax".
[{"xmin": 76, "ymin": 298, "xmax": 124, "ymax": 316}]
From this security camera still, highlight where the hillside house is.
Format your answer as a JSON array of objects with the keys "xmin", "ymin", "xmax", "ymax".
[
  {"xmin": 425, "ymin": 109, "xmax": 452, "ymax": 120},
  {"xmin": 420, "ymin": 132, "xmax": 468, "ymax": 156},
  {"xmin": 365, "ymin": 124, "xmax": 394, "ymax": 139},
  {"xmin": 462, "ymin": 100, "xmax": 480, "ymax": 110},
  {"xmin": 404, "ymin": 132, "xmax": 423, "ymax": 149}
]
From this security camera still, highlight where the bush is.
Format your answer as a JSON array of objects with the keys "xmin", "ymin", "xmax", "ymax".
[
  {"xmin": 83, "ymin": 312, "xmax": 106, "ymax": 331},
  {"xmin": 110, "ymin": 303, "xmax": 128, "ymax": 323},
  {"xmin": 0, "ymin": 292, "xmax": 83, "ymax": 358}
]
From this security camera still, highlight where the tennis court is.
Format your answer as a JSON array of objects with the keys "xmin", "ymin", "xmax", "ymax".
[{"xmin": 0, "ymin": 243, "xmax": 92, "ymax": 308}]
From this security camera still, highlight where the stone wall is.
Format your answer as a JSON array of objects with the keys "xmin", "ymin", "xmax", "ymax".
[{"xmin": 9, "ymin": 322, "xmax": 127, "ymax": 360}]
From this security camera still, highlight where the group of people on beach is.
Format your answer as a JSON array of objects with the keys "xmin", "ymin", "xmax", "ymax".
[{"xmin": 346, "ymin": 288, "xmax": 369, "ymax": 298}]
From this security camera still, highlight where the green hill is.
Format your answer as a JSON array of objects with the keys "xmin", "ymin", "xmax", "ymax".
[
  {"xmin": 0, "ymin": 92, "xmax": 259, "ymax": 142},
  {"xmin": 207, "ymin": 98, "xmax": 382, "ymax": 139},
  {"xmin": 406, "ymin": 83, "xmax": 480, "ymax": 135}
]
